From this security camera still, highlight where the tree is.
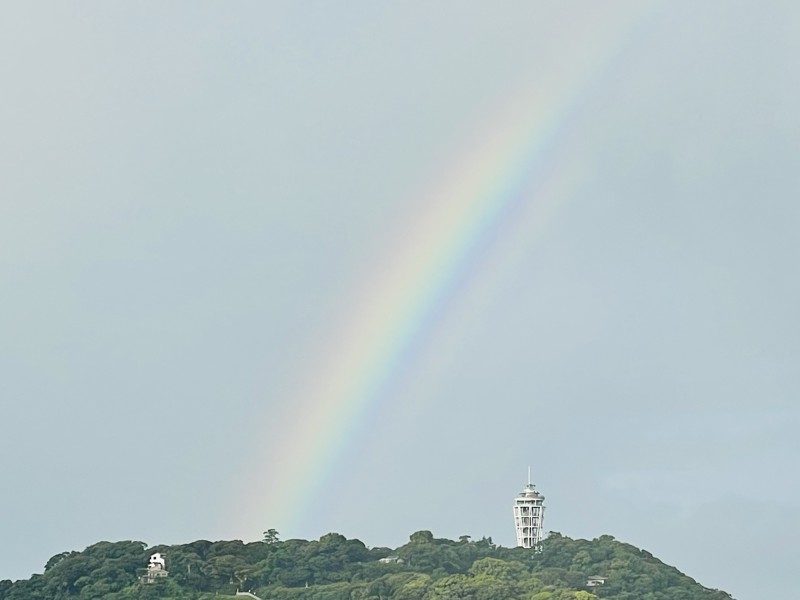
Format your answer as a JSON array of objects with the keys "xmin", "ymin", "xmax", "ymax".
[
  {"xmin": 263, "ymin": 529, "xmax": 280, "ymax": 544},
  {"xmin": 408, "ymin": 531, "xmax": 433, "ymax": 545},
  {"xmin": 44, "ymin": 552, "xmax": 75, "ymax": 572}
]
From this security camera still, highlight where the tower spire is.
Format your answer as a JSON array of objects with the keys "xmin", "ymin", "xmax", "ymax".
[{"xmin": 513, "ymin": 470, "xmax": 545, "ymax": 549}]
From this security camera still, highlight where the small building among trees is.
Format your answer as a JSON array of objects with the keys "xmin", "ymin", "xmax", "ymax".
[{"xmin": 140, "ymin": 552, "xmax": 168, "ymax": 584}]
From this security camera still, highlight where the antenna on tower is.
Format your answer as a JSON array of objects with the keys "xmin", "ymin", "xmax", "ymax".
[{"xmin": 528, "ymin": 466, "xmax": 531, "ymax": 486}]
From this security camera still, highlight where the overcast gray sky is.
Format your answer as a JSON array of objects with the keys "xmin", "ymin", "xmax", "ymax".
[{"xmin": 2, "ymin": 3, "xmax": 799, "ymax": 600}]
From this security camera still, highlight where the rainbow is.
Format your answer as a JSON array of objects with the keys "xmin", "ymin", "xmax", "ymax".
[{"xmin": 233, "ymin": 4, "xmax": 656, "ymax": 537}]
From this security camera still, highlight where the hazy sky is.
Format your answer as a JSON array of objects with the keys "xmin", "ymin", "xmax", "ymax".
[{"xmin": 2, "ymin": 3, "xmax": 799, "ymax": 600}]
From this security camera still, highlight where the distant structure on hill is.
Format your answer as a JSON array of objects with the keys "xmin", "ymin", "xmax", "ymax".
[
  {"xmin": 141, "ymin": 552, "xmax": 168, "ymax": 584},
  {"xmin": 513, "ymin": 468, "xmax": 545, "ymax": 548}
]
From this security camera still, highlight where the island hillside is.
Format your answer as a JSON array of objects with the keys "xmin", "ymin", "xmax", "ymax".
[{"xmin": 0, "ymin": 531, "xmax": 734, "ymax": 600}]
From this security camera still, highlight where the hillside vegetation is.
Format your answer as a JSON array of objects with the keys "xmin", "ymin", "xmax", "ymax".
[{"xmin": 0, "ymin": 531, "xmax": 733, "ymax": 600}]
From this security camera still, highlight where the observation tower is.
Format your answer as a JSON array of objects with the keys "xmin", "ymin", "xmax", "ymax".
[{"xmin": 513, "ymin": 468, "xmax": 545, "ymax": 548}]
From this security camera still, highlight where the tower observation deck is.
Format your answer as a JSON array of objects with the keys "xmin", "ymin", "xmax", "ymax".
[{"xmin": 513, "ymin": 469, "xmax": 545, "ymax": 548}]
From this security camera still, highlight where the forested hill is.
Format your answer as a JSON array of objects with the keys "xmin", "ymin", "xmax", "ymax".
[{"xmin": 0, "ymin": 531, "xmax": 734, "ymax": 600}]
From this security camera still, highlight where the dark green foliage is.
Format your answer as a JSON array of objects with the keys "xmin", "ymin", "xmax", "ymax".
[{"xmin": 0, "ymin": 532, "xmax": 734, "ymax": 600}]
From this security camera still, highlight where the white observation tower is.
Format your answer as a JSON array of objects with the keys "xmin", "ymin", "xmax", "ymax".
[{"xmin": 513, "ymin": 468, "xmax": 545, "ymax": 548}]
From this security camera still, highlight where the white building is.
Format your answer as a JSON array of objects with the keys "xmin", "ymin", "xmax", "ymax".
[
  {"xmin": 141, "ymin": 552, "xmax": 168, "ymax": 584},
  {"xmin": 513, "ymin": 471, "xmax": 545, "ymax": 548}
]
